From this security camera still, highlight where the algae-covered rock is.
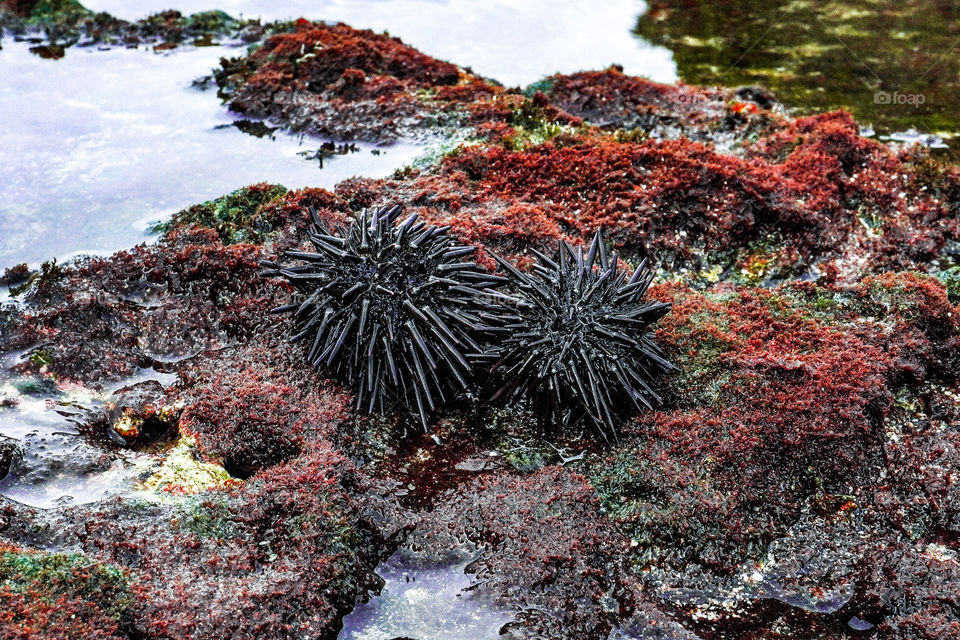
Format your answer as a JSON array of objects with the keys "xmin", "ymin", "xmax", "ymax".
[
  {"xmin": 0, "ymin": 545, "xmax": 132, "ymax": 639},
  {"xmin": 1, "ymin": 14, "xmax": 960, "ymax": 640},
  {"xmin": 152, "ymin": 183, "xmax": 289, "ymax": 245},
  {"xmin": 139, "ymin": 435, "xmax": 235, "ymax": 496}
]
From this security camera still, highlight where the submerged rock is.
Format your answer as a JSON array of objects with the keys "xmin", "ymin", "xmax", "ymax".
[{"xmin": 0, "ymin": 0, "xmax": 267, "ymax": 52}]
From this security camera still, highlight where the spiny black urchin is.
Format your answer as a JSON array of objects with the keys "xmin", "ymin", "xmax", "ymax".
[
  {"xmin": 260, "ymin": 205, "xmax": 506, "ymax": 429},
  {"xmin": 487, "ymin": 231, "xmax": 674, "ymax": 441}
]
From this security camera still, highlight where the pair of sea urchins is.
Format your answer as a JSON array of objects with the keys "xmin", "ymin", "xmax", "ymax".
[{"xmin": 260, "ymin": 204, "xmax": 674, "ymax": 442}]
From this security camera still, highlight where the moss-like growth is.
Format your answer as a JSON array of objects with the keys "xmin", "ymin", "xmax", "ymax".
[
  {"xmin": 9, "ymin": 259, "xmax": 63, "ymax": 296},
  {"xmin": 153, "ymin": 183, "xmax": 289, "ymax": 244},
  {"xmin": 175, "ymin": 495, "xmax": 244, "ymax": 541},
  {"xmin": 523, "ymin": 76, "xmax": 557, "ymax": 98},
  {"xmin": 937, "ymin": 267, "xmax": 960, "ymax": 305},
  {"xmin": 25, "ymin": 0, "xmax": 89, "ymax": 22},
  {"xmin": 184, "ymin": 9, "xmax": 237, "ymax": 33},
  {"xmin": 140, "ymin": 435, "xmax": 236, "ymax": 496},
  {"xmin": 502, "ymin": 94, "xmax": 578, "ymax": 150},
  {"xmin": 0, "ymin": 546, "xmax": 132, "ymax": 629},
  {"xmin": 10, "ymin": 376, "xmax": 58, "ymax": 397}
]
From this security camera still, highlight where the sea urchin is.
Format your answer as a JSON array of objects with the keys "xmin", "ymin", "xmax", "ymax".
[
  {"xmin": 261, "ymin": 205, "xmax": 506, "ymax": 429},
  {"xmin": 487, "ymin": 232, "xmax": 674, "ymax": 441}
]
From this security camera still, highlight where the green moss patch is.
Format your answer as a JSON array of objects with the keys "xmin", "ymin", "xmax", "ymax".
[{"xmin": 153, "ymin": 183, "xmax": 289, "ymax": 244}]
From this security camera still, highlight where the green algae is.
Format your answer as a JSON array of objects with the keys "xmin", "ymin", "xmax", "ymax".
[
  {"xmin": 523, "ymin": 76, "xmax": 558, "ymax": 97},
  {"xmin": 503, "ymin": 97, "xmax": 580, "ymax": 150},
  {"xmin": 636, "ymin": 0, "xmax": 960, "ymax": 155},
  {"xmin": 936, "ymin": 267, "xmax": 960, "ymax": 305},
  {"xmin": 501, "ymin": 119, "xmax": 576, "ymax": 151},
  {"xmin": 25, "ymin": 349, "xmax": 53, "ymax": 369},
  {"xmin": 175, "ymin": 494, "xmax": 244, "ymax": 541},
  {"xmin": 409, "ymin": 128, "xmax": 483, "ymax": 170},
  {"xmin": 152, "ymin": 183, "xmax": 289, "ymax": 244},
  {"xmin": 0, "ymin": 549, "xmax": 132, "ymax": 620},
  {"xmin": 10, "ymin": 375, "xmax": 57, "ymax": 397},
  {"xmin": 183, "ymin": 9, "xmax": 237, "ymax": 33},
  {"xmin": 140, "ymin": 435, "xmax": 235, "ymax": 496},
  {"xmin": 9, "ymin": 259, "xmax": 63, "ymax": 297},
  {"xmin": 26, "ymin": 0, "xmax": 89, "ymax": 22},
  {"xmin": 481, "ymin": 407, "xmax": 556, "ymax": 473},
  {"xmin": 663, "ymin": 291, "xmax": 742, "ymax": 409}
]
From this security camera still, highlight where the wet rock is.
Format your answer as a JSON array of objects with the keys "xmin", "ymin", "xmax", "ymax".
[
  {"xmin": 0, "ymin": 436, "xmax": 18, "ymax": 479},
  {"xmin": 6, "ymin": 431, "xmax": 111, "ymax": 487},
  {"xmin": 72, "ymin": 447, "xmax": 412, "ymax": 639},
  {"xmin": 411, "ymin": 467, "xmax": 638, "ymax": 639},
  {"xmin": 0, "ymin": 264, "xmax": 31, "ymax": 287},
  {"xmin": 1, "ymin": 1, "xmax": 262, "ymax": 54},
  {"xmin": 103, "ymin": 379, "xmax": 178, "ymax": 447},
  {"xmin": 150, "ymin": 182, "xmax": 290, "ymax": 246},
  {"xmin": 177, "ymin": 352, "xmax": 351, "ymax": 479}
]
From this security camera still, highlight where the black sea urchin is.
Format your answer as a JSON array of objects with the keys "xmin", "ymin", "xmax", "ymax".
[
  {"xmin": 261, "ymin": 205, "xmax": 506, "ymax": 429},
  {"xmin": 487, "ymin": 232, "xmax": 675, "ymax": 441}
]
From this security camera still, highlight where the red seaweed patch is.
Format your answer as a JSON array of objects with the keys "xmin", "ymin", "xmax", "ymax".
[
  {"xmin": 73, "ymin": 447, "xmax": 410, "ymax": 639},
  {"xmin": 0, "ymin": 544, "xmax": 132, "ymax": 640}
]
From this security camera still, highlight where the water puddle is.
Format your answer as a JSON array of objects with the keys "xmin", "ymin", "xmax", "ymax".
[
  {"xmin": 339, "ymin": 545, "xmax": 514, "ymax": 640},
  {"xmin": 82, "ymin": 0, "xmax": 678, "ymax": 88},
  {"xmin": 0, "ymin": 357, "xmax": 177, "ymax": 509},
  {"xmin": 654, "ymin": 512, "xmax": 863, "ymax": 622},
  {"xmin": 0, "ymin": 40, "xmax": 421, "ymax": 269}
]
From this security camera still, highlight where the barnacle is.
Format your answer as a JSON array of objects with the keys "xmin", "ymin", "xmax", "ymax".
[
  {"xmin": 487, "ymin": 232, "xmax": 674, "ymax": 441},
  {"xmin": 261, "ymin": 205, "xmax": 506, "ymax": 429}
]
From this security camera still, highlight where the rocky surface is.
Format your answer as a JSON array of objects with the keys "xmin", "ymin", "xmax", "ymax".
[{"xmin": 2, "ymin": 9, "xmax": 960, "ymax": 640}]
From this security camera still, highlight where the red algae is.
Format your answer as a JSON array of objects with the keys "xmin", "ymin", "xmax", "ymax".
[
  {"xmin": 589, "ymin": 274, "xmax": 960, "ymax": 635},
  {"xmin": 219, "ymin": 21, "xmax": 464, "ymax": 142},
  {"xmin": 178, "ymin": 357, "xmax": 352, "ymax": 478},
  {"xmin": 538, "ymin": 65, "xmax": 733, "ymax": 132},
  {"xmin": 327, "ymin": 109, "xmax": 960, "ymax": 284},
  {"xmin": 0, "ymin": 544, "xmax": 131, "ymax": 640},
  {"xmin": 209, "ymin": 18, "xmax": 960, "ymax": 281},
  {"xmin": 70, "ymin": 447, "xmax": 410, "ymax": 640},
  {"xmin": 592, "ymin": 280, "xmax": 894, "ymax": 571},
  {"xmin": 215, "ymin": 20, "xmax": 589, "ymax": 144}
]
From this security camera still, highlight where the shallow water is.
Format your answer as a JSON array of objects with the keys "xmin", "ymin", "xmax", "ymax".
[
  {"xmin": 0, "ymin": 364, "xmax": 176, "ymax": 509},
  {"xmin": 338, "ymin": 546, "xmax": 514, "ymax": 640},
  {"xmin": 635, "ymin": 0, "xmax": 960, "ymax": 157},
  {"xmin": 82, "ymin": 0, "xmax": 678, "ymax": 88},
  {"xmin": 0, "ymin": 1, "xmax": 678, "ymax": 271},
  {"xmin": 0, "ymin": 41, "xmax": 421, "ymax": 269}
]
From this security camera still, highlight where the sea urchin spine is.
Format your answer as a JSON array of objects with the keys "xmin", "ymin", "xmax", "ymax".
[
  {"xmin": 487, "ymin": 231, "xmax": 675, "ymax": 441},
  {"xmin": 261, "ymin": 205, "xmax": 506, "ymax": 429}
]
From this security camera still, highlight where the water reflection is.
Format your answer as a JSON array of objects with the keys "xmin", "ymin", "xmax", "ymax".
[{"xmin": 636, "ymin": 0, "xmax": 960, "ymax": 156}]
